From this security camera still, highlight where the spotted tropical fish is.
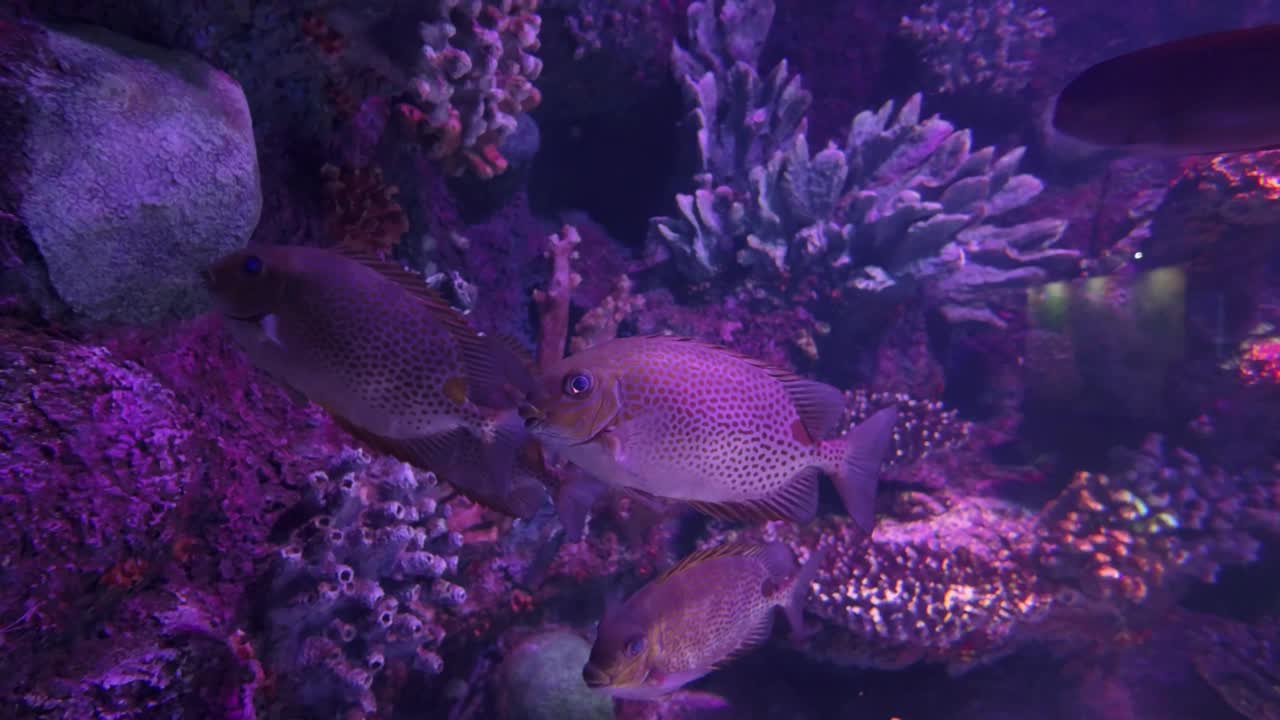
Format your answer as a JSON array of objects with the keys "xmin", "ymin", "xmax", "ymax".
[
  {"xmin": 583, "ymin": 540, "xmax": 824, "ymax": 699},
  {"xmin": 525, "ymin": 335, "xmax": 897, "ymax": 535},
  {"xmin": 203, "ymin": 244, "xmax": 546, "ymax": 516}
]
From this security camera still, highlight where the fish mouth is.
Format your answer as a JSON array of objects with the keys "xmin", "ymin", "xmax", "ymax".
[{"xmin": 582, "ymin": 665, "xmax": 611, "ymax": 689}]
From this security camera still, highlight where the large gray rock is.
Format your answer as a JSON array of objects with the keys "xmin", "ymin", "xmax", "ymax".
[{"xmin": 2, "ymin": 21, "xmax": 260, "ymax": 325}]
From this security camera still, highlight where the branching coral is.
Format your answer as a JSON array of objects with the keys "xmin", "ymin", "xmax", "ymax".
[
  {"xmin": 650, "ymin": 0, "xmax": 1077, "ymax": 329},
  {"xmin": 1035, "ymin": 435, "xmax": 1280, "ymax": 606},
  {"xmin": 400, "ymin": 0, "xmax": 544, "ymax": 179},
  {"xmin": 264, "ymin": 448, "xmax": 468, "ymax": 719},
  {"xmin": 899, "ymin": 0, "xmax": 1055, "ymax": 96},
  {"xmin": 321, "ymin": 163, "xmax": 409, "ymax": 258}
]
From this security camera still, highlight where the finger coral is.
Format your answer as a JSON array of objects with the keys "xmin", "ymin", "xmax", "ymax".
[
  {"xmin": 400, "ymin": 0, "xmax": 544, "ymax": 179},
  {"xmin": 650, "ymin": 0, "xmax": 1078, "ymax": 330},
  {"xmin": 264, "ymin": 448, "xmax": 469, "ymax": 719}
]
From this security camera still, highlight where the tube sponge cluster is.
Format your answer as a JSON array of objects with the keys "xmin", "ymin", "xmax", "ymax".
[
  {"xmin": 264, "ymin": 448, "xmax": 469, "ymax": 719},
  {"xmin": 1035, "ymin": 435, "xmax": 1280, "ymax": 606},
  {"xmin": 401, "ymin": 0, "xmax": 544, "ymax": 179}
]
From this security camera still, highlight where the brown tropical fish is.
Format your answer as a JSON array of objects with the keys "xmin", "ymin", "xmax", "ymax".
[
  {"xmin": 1046, "ymin": 24, "xmax": 1280, "ymax": 156},
  {"xmin": 583, "ymin": 540, "xmax": 825, "ymax": 699},
  {"xmin": 525, "ymin": 335, "xmax": 897, "ymax": 535},
  {"xmin": 203, "ymin": 244, "xmax": 546, "ymax": 516}
]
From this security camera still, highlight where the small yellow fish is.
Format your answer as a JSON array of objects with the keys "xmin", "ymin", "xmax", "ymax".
[
  {"xmin": 526, "ymin": 336, "xmax": 897, "ymax": 534},
  {"xmin": 203, "ymin": 244, "xmax": 545, "ymax": 516},
  {"xmin": 583, "ymin": 540, "xmax": 824, "ymax": 699}
]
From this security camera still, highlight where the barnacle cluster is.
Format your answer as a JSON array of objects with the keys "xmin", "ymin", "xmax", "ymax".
[
  {"xmin": 846, "ymin": 389, "xmax": 971, "ymax": 468},
  {"xmin": 723, "ymin": 496, "xmax": 1054, "ymax": 673},
  {"xmin": 1035, "ymin": 435, "xmax": 1280, "ymax": 606},
  {"xmin": 401, "ymin": 0, "xmax": 543, "ymax": 179},
  {"xmin": 321, "ymin": 163, "xmax": 410, "ymax": 258},
  {"xmin": 265, "ymin": 448, "xmax": 468, "ymax": 719},
  {"xmin": 899, "ymin": 0, "xmax": 1055, "ymax": 96}
]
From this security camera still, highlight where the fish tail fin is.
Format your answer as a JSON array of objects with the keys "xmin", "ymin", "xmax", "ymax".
[
  {"xmin": 833, "ymin": 405, "xmax": 897, "ymax": 537},
  {"xmin": 783, "ymin": 544, "xmax": 826, "ymax": 640}
]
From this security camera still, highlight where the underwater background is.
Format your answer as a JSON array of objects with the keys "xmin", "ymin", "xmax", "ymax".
[{"xmin": 2, "ymin": 0, "xmax": 1279, "ymax": 718}]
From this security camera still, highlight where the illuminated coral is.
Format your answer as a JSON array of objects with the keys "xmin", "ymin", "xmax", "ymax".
[
  {"xmin": 400, "ymin": 0, "xmax": 543, "ymax": 179},
  {"xmin": 264, "ymin": 449, "xmax": 467, "ymax": 718},
  {"xmin": 899, "ymin": 0, "xmax": 1055, "ymax": 96},
  {"xmin": 1235, "ymin": 333, "xmax": 1280, "ymax": 386},
  {"xmin": 714, "ymin": 494, "xmax": 1055, "ymax": 673},
  {"xmin": 846, "ymin": 389, "xmax": 972, "ymax": 470},
  {"xmin": 1035, "ymin": 435, "xmax": 1280, "ymax": 606},
  {"xmin": 650, "ymin": 0, "xmax": 1078, "ymax": 330},
  {"xmin": 321, "ymin": 162, "xmax": 409, "ymax": 258}
]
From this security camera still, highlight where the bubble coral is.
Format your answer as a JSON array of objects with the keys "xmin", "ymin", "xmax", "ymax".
[
  {"xmin": 1035, "ymin": 435, "xmax": 1280, "ymax": 606},
  {"xmin": 719, "ymin": 494, "xmax": 1054, "ymax": 674},
  {"xmin": 264, "ymin": 448, "xmax": 468, "ymax": 718}
]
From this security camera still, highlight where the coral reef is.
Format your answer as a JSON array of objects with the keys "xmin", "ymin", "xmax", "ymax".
[
  {"xmin": 1187, "ymin": 614, "xmax": 1280, "ymax": 720},
  {"xmin": 1036, "ymin": 435, "xmax": 1280, "ymax": 606},
  {"xmin": 400, "ymin": 0, "xmax": 544, "ymax": 179},
  {"xmin": 495, "ymin": 628, "xmax": 615, "ymax": 720},
  {"xmin": 321, "ymin": 162, "xmax": 409, "ymax": 258},
  {"xmin": 263, "ymin": 448, "xmax": 468, "ymax": 719},
  {"xmin": 649, "ymin": 0, "xmax": 1078, "ymax": 331},
  {"xmin": 899, "ymin": 0, "xmax": 1055, "ymax": 97},
  {"xmin": 0, "ymin": 19, "xmax": 261, "ymax": 325}
]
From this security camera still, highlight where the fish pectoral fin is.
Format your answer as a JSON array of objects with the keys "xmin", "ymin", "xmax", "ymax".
[
  {"xmin": 686, "ymin": 466, "xmax": 820, "ymax": 525},
  {"xmin": 554, "ymin": 468, "xmax": 607, "ymax": 542},
  {"xmin": 779, "ymin": 377, "xmax": 847, "ymax": 441},
  {"xmin": 459, "ymin": 332, "xmax": 541, "ymax": 410}
]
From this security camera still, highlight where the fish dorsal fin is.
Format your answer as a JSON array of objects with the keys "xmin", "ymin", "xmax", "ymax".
[
  {"xmin": 331, "ymin": 244, "xmax": 538, "ymax": 409},
  {"xmin": 687, "ymin": 466, "xmax": 820, "ymax": 525},
  {"xmin": 654, "ymin": 540, "xmax": 766, "ymax": 585},
  {"xmin": 329, "ymin": 244, "xmax": 451, "ymax": 306},
  {"xmin": 630, "ymin": 335, "xmax": 846, "ymax": 440}
]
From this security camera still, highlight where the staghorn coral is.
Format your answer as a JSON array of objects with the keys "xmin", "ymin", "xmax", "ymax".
[
  {"xmin": 321, "ymin": 162, "xmax": 410, "ymax": 258},
  {"xmin": 899, "ymin": 0, "xmax": 1055, "ymax": 97},
  {"xmin": 718, "ymin": 494, "xmax": 1055, "ymax": 674},
  {"xmin": 1035, "ymin": 435, "xmax": 1280, "ymax": 606},
  {"xmin": 650, "ymin": 0, "xmax": 1078, "ymax": 329},
  {"xmin": 264, "ymin": 448, "xmax": 469, "ymax": 719},
  {"xmin": 400, "ymin": 0, "xmax": 544, "ymax": 180}
]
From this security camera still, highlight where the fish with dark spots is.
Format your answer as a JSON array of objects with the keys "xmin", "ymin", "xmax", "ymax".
[
  {"xmin": 583, "ymin": 540, "xmax": 825, "ymax": 699},
  {"xmin": 525, "ymin": 335, "xmax": 897, "ymax": 537},
  {"xmin": 1046, "ymin": 24, "xmax": 1280, "ymax": 157},
  {"xmin": 202, "ymin": 244, "xmax": 546, "ymax": 517}
]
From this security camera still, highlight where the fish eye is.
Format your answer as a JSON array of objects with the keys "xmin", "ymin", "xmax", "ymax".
[
  {"xmin": 624, "ymin": 636, "xmax": 645, "ymax": 658},
  {"xmin": 563, "ymin": 371, "xmax": 593, "ymax": 397},
  {"xmin": 241, "ymin": 255, "xmax": 264, "ymax": 276}
]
